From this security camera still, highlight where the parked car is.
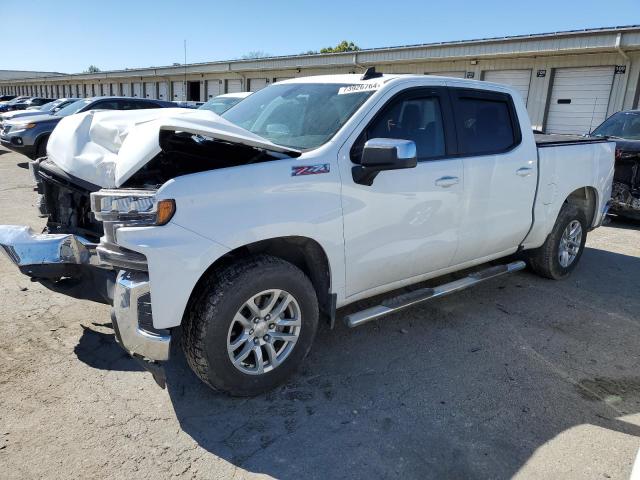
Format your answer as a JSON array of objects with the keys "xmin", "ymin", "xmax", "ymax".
[
  {"xmin": 0, "ymin": 72, "xmax": 614, "ymax": 395},
  {"xmin": 8, "ymin": 97, "xmax": 56, "ymax": 111},
  {"xmin": 199, "ymin": 92, "xmax": 252, "ymax": 114},
  {"xmin": 589, "ymin": 110, "xmax": 640, "ymax": 220},
  {"xmin": 0, "ymin": 96, "xmax": 31, "ymax": 112},
  {"xmin": 0, "ymin": 98, "xmax": 80, "ymax": 127},
  {"xmin": 0, "ymin": 97, "xmax": 174, "ymax": 159},
  {"xmin": 173, "ymin": 101, "xmax": 205, "ymax": 109},
  {"xmin": 0, "ymin": 95, "xmax": 17, "ymax": 102}
]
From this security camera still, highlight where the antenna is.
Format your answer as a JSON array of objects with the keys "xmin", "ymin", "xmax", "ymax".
[{"xmin": 360, "ymin": 66, "xmax": 383, "ymax": 81}]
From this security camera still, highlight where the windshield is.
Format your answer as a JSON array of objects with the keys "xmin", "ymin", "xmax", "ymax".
[
  {"xmin": 222, "ymin": 83, "xmax": 376, "ymax": 149},
  {"xmin": 38, "ymin": 101, "xmax": 60, "ymax": 112},
  {"xmin": 199, "ymin": 96, "xmax": 244, "ymax": 115},
  {"xmin": 54, "ymin": 99, "xmax": 92, "ymax": 117},
  {"xmin": 7, "ymin": 97, "xmax": 28, "ymax": 105},
  {"xmin": 591, "ymin": 111, "xmax": 640, "ymax": 140}
]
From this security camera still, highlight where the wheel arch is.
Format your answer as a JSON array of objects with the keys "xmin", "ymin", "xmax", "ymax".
[
  {"xmin": 564, "ymin": 186, "xmax": 599, "ymax": 228},
  {"xmin": 186, "ymin": 236, "xmax": 335, "ymax": 326}
]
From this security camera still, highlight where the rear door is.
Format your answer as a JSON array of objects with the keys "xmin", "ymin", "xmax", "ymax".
[
  {"xmin": 340, "ymin": 86, "xmax": 464, "ymax": 296},
  {"xmin": 449, "ymin": 88, "xmax": 537, "ymax": 265}
]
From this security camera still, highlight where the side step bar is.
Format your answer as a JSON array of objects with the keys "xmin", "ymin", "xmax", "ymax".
[{"xmin": 344, "ymin": 261, "xmax": 526, "ymax": 328}]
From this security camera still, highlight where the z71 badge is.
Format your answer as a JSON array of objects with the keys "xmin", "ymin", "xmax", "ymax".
[{"xmin": 291, "ymin": 164, "xmax": 330, "ymax": 176}]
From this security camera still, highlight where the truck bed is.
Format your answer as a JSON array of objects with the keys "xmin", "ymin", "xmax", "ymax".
[{"xmin": 535, "ymin": 134, "xmax": 611, "ymax": 147}]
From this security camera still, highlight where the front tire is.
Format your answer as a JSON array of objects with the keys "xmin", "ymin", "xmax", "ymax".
[
  {"xmin": 528, "ymin": 203, "xmax": 588, "ymax": 280},
  {"xmin": 182, "ymin": 255, "xmax": 319, "ymax": 396}
]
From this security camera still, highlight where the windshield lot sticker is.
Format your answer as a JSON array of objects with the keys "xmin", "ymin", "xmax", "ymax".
[
  {"xmin": 291, "ymin": 164, "xmax": 330, "ymax": 176},
  {"xmin": 338, "ymin": 83, "xmax": 381, "ymax": 94}
]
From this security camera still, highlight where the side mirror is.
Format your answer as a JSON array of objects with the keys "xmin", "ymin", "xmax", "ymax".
[{"xmin": 352, "ymin": 138, "xmax": 417, "ymax": 186}]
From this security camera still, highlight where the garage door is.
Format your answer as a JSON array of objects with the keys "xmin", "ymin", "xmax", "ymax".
[
  {"xmin": 426, "ymin": 71, "xmax": 466, "ymax": 78},
  {"xmin": 158, "ymin": 82, "xmax": 168, "ymax": 100},
  {"xmin": 132, "ymin": 82, "xmax": 142, "ymax": 98},
  {"xmin": 226, "ymin": 79, "xmax": 242, "ymax": 93},
  {"xmin": 110, "ymin": 83, "xmax": 119, "ymax": 96},
  {"xmin": 483, "ymin": 69, "xmax": 532, "ymax": 105},
  {"xmin": 101, "ymin": 84, "xmax": 110, "ymax": 96},
  {"xmin": 172, "ymin": 81, "xmax": 185, "ymax": 101},
  {"xmin": 121, "ymin": 83, "xmax": 131, "ymax": 97},
  {"xmin": 144, "ymin": 82, "xmax": 156, "ymax": 99},
  {"xmin": 206, "ymin": 80, "xmax": 221, "ymax": 99},
  {"xmin": 249, "ymin": 78, "xmax": 267, "ymax": 92},
  {"xmin": 545, "ymin": 66, "xmax": 615, "ymax": 135},
  {"xmin": 93, "ymin": 83, "xmax": 100, "ymax": 97}
]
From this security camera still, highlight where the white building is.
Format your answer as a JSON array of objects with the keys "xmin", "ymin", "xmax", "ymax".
[{"xmin": 2, "ymin": 25, "xmax": 640, "ymax": 134}]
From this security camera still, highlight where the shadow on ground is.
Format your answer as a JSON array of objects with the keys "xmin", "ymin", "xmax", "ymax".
[
  {"xmin": 608, "ymin": 215, "xmax": 640, "ymax": 231},
  {"xmin": 74, "ymin": 323, "xmax": 143, "ymax": 372},
  {"xmin": 75, "ymin": 247, "xmax": 640, "ymax": 478}
]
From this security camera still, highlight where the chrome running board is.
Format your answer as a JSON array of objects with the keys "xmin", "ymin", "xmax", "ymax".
[{"xmin": 344, "ymin": 261, "xmax": 526, "ymax": 328}]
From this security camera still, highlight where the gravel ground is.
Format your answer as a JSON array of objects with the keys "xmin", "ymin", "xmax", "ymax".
[{"xmin": 1, "ymin": 145, "xmax": 639, "ymax": 479}]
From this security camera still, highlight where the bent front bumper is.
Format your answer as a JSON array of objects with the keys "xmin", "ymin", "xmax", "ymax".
[
  {"xmin": 0, "ymin": 225, "xmax": 170, "ymax": 362},
  {"xmin": 112, "ymin": 270, "xmax": 171, "ymax": 362},
  {"xmin": 0, "ymin": 225, "xmax": 97, "ymax": 277}
]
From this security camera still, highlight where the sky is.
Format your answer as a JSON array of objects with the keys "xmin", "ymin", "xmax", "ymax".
[{"xmin": 2, "ymin": 0, "xmax": 639, "ymax": 74}]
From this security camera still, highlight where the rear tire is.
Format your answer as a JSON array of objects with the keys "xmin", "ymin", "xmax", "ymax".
[
  {"xmin": 182, "ymin": 254, "xmax": 319, "ymax": 396},
  {"xmin": 528, "ymin": 203, "xmax": 588, "ymax": 280}
]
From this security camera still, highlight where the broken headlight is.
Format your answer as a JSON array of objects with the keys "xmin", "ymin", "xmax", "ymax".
[{"xmin": 90, "ymin": 190, "xmax": 175, "ymax": 226}]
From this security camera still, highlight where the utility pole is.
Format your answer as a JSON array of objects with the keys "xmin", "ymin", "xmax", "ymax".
[{"xmin": 184, "ymin": 39, "xmax": 187, "ymax": 102}]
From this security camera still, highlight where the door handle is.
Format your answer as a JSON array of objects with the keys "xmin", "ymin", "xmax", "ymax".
[
  {"xmin": 516, "ymin": 167, "xmax": 533, "ymax": 177},
  {"xmin": 435, "ymin": 176, "xmax": 459, "ymax": 188}
]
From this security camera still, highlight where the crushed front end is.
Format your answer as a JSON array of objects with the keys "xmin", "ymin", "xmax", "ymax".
[
  {"xmin": 0, "ymin": 158, "xmax": 172, "ymax": 369},
  {"xmin": 611, "ymin": 148, "xmax": 640, "ymax": 220}
]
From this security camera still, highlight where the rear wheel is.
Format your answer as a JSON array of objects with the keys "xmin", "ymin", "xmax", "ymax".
[
  {"xmin": 528, "ymin": 203, "xmax": 588, "ymax": 280},
  {"xmin": 182, "ymin": 255, "xmax": 319, "ymax": 396}
]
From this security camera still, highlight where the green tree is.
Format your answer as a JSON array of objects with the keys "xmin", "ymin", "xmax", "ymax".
[
  {"xmin": 84, "ymin": 65, "xmax": 101, "ymax": 73},
  {"xmin": 320, "ymin": 41, "xmax": 360, "ymax": 54}
]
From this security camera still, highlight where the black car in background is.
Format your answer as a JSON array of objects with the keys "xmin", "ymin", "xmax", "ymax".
[
  {"xmin": 590, "ymin": 110, "xmax": 640, "ymax": 220},
  {"xmin": 0, "ymin": 95, "xmax": 17, "ymax": 102}
]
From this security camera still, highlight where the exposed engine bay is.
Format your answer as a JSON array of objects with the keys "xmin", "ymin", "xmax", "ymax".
[{"xmin": 122, "ymin": 131, "xmax": 289, "ymax": 188}]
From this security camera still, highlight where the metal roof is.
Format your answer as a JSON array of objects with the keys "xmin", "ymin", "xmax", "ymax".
[{"xmin": 3, "ymin": 25, "xmax": 640, "ymax": 84}]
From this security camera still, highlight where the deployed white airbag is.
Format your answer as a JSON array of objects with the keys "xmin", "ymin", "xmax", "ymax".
[{"xmin": 47, "ymin": 107, "xmax": 299, "ymax": 188}]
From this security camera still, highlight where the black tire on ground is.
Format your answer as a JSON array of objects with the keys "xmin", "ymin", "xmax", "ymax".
[
  {"xmin": 181, "ymin": 254, "xmax": 319, "ymax": 396},
  {"xmin": 35, "ymin": 136, "xmax": 49, "ymax": 159},
  {"xmin": 528, "ymin": 203, "xmax": 588, "ymax": 280}
]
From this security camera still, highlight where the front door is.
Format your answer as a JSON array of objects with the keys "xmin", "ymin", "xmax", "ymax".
[{"xmin": 339, "ymin": 87, "xmax": 464, "ymax": 297}]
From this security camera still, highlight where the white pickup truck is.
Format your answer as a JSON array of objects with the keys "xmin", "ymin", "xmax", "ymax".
[{"xmin": 0, "ymin": 70, "xmax": 614, "ymax": 395}]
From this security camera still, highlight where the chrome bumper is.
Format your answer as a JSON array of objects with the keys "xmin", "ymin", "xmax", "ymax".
[
  {"xmin": 112, "ymin": 270, "xmax": 170, "ymax": 362},
  {"xmin": 0, "ymin": 224, "xmax": 97, "ymax": 276}
]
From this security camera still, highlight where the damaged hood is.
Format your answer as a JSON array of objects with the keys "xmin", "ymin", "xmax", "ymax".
[{"xmin": 47, "ymin": 108, "xmax": 300, "ymax": 188}]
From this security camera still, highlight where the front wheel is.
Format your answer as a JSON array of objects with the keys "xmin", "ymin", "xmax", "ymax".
[
  {"xmin": 528, "ymin": 203, "xmax": 588, "ymax": 280},
  {"xmin": 182, "ymin": 255, "xmax": 319, "ymax": 396}
]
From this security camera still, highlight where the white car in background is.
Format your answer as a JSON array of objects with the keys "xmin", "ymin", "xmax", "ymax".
[
  {"xmin": 199, "ymin": 91, "xmax": 252, "ymax": 114},
  {"xmin": 0, "ymin": 98, "xmax": 80, "ymax": 127}
]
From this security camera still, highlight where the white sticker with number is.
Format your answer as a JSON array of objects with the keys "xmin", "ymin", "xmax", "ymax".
[{"xmin": 338, "ymin": 82, "xmax": 382, "ymax": 95}]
